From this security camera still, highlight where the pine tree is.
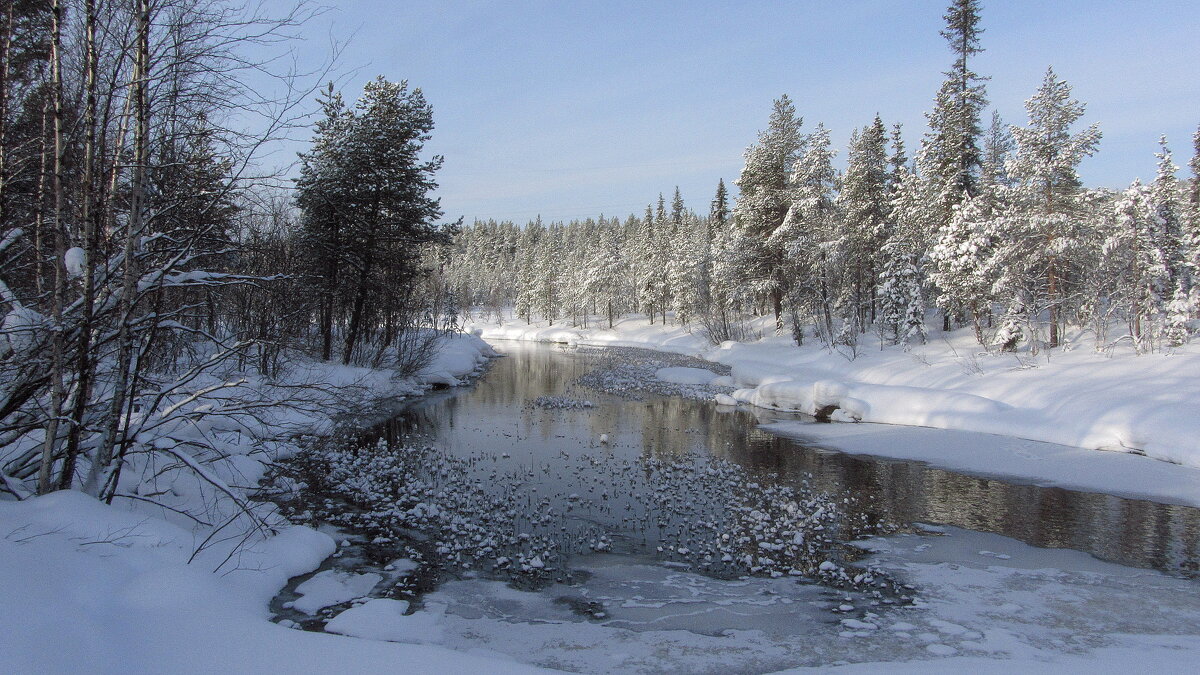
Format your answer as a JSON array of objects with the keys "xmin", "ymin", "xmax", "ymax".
[
  {"xmin": 1004, "ymin": 67, "xmax": 1101, "ymax": 348},
  {"xmin": 732, "ymin": 95, "xmax": 805, "ymax": 330},
  {"xmin": 777, "ymin": 123, "xmax": 837, "ymax": 343},
  {"xmin": 295, "ymin": 77, "xmax": 444, "ymax": 363}
]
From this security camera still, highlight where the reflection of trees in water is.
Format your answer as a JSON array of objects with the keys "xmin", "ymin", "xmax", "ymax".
[{"xmin": 372, "ymin": 343, "xmax": 1200, "ymax": 574}]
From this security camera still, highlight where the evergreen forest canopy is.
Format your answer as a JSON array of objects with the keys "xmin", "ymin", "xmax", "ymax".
[{"xmin": 445, "ymin": 0, "xmax": 1200, "ymax": 355}]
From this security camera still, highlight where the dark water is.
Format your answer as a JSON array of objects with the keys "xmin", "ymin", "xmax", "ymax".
[{"xmin": 379, "ymin": 340, "xmax": 1200, "ymax": 574}]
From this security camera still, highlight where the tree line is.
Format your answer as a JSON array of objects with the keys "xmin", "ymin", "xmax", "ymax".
[{"xmin": 446, "ymin": 0, "xmax": 1200, "ymax": 355}]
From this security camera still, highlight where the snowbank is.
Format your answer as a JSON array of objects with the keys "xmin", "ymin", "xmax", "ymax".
[
  {"xmin": 0, "ymin": 492, "xmax": 547, "ymax": 674},
  {"xmin": 465, "ymin": 314, "xmax": 1200, "ymax": 470},
  {"xmin": 418, "ymin": 331, "xmax": 498, "ymax": 385},
  {"xmin": 0, "ymin": 331, "xmax": 536, "ymax": 674}
]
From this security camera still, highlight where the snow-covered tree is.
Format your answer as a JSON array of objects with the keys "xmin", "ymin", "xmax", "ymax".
[
  {"xmin": 981, "ymin": 110, "xmax": 1014, "ymax": 190},
  {"xmin": 920, "ymin": 0, "xmax": 989, "ymax": 332},
  {"xmin": 732, "ymin": 95, "xmax": 805, "ymax": 330},
  {"xmin": 1002, "ymin": 67, "xmax": 1101, "ymax": 348},
  {"xmin": 296, "ymin": 77, "xmax": 444, "ymax": 364},
  {"xmin": 778, "ymin": 123, "xmax": 838, "ymax": 343},
  {"xmin": 881, "ymin": 169, "xmax": 933, "ymax": 345},
  {"xmin": 837, "ymin": 116, "xmax": 890, "ymax": 331},
  {"xmin": 1108, "ymin": 181, "xmax": 1170, "ymax": 351}
]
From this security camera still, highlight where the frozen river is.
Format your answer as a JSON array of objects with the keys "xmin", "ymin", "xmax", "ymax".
[{"xmin": 281, "ymin": 340, "xmax": 1200, "ymax": 672}]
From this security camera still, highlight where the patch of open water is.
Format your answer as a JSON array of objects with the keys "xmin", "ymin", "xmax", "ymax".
[{"xmin": 390, "ymin": 340, "xmax": 1200, "ymax": 575}]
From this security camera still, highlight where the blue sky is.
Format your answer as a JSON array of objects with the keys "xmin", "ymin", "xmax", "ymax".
[{"xmin": 283, "ymin": 0, "xmax": 1199, "ymax": 224}]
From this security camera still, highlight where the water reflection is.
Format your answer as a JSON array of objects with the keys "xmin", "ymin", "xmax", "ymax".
[{"xmin": 381, "ymin": 341, "xmax": 1200, "ymax": 574}]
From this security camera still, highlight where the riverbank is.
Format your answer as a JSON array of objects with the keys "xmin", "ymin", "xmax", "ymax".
[
  {"xmin": 465, "ymin": 314, "xmax": 1200, "ymax": 484},
  {"xmin": 0, "ymin": 332, "xmax": 538, "ymax": 673}
]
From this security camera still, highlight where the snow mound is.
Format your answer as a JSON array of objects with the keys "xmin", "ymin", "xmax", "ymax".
[
  {"xmin": 325, "ymin": 599, "xmax": 445, "ymax": 644},
  {"xmin": 292, "ymin": 570, "xmax": 382, "ymax": 614},
  {"xmin": 418, "ymin": 332, "xmax": 495, "ymax": 386}
]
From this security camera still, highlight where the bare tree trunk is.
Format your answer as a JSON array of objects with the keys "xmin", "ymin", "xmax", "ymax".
[
  {"xmin": 0, "ymin": 2, "xmax": 12, "ymax": 229},
  {"xmin": 37, "ymin": 0, "xmax": 67, "ymax": 494},
  {"xmin": 343, "ymin": 234, "xmax": 375, "ymax": 364},
  {"xmin": 87, "ymin": 0, "xmax": 150, "ymax": 496},
  {"xmin": 61, "ymin": 0, "xmax": 100, "ymax": 490},
  {"xmin": 33, "ymin": 99, "xmax": 49, "ymax": 297},
  {"xmin": 1047, "ymin": 260, "xmax": 1059, "ymax": 348}
]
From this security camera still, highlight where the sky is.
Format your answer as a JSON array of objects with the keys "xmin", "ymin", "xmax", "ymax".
[{"xmin": 274, "ymin": 0, "xmax": 1199, "ymax": 225}]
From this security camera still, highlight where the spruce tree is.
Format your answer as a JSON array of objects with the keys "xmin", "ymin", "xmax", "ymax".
[
  {"xmin": 710, "ymin": 178, "xmax": 729, "ymax": 231},
  {"xmin": 1185, "ymin": 126, "xmax": 1200, "ymax": 311},
  {"xmin": 1111, "ymin": 181, "xmax": 1170, "ymax": 351},
  {"xmin": 1152, "ymin": 138, "xmax": 1187, "ymax": 294},
  {"xmin": 920, "ymin": 0, "xmax": 989, "ymax": 331},
  {"xmin": 837, "ymin": 115, "xmax": 890, "ymax": 330},
  {"xmin": 295, "ymin": 85, "xmax": 351, "ymax": 360},
  {"xmin": 981, "ymin": 110, "xmax": 1014, "ymax": 190}
]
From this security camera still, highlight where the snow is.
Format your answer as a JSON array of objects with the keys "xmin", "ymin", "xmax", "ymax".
[
  {"xmin": 292, "ymin": 570, "xmax": 382, "ymax": 614},
  {"xmin": 326, "ymin": 598, "xmax": 445, "ymax": 644},
  {"xmin": 655, "ymin": 366, "xmax": 721, "ymax": 385},
  {"xmin": 64, "ymin": 246, "xmax": 86, "ymax": 277},
  {"xmin": 465, "ymin": 314, "xmax": 1200, "ymax": 471},
  {"xmin": 275, "ymin": 528, "xmax": 1200, "ymax": 673},
  {"xmin": 1, "ymin": 305, "xmax": 46, "ymax": 353},
  {"xmin": 0, "ymin": 330, "xmax": 545, "ymax": 674},
  {"xmin": 419, "ymin": 332, "xmax": 497, "ymax": 385},
  {"xmin": 0, "ymin": 494, "xmax": 546, "ymax": 674}
]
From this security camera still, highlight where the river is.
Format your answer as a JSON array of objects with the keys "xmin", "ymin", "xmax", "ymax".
[
  {"xmin": 385, "ymin": 340, "xmax": 1200, "ymax": 575},
  {"xmin": 274, "ymin": 339, "xmax": 1200, "ymax": 673}
]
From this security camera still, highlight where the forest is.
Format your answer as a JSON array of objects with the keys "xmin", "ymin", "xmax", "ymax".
[
  {"xmin": 446, "ymin": 2, "xmax": 1200, "ymax": 357},
  {"xmin": 0, "ymin": 0, "xmax": 450, "ymax": 501}
]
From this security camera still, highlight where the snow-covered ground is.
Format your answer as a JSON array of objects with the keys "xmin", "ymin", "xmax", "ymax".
[
  {"xmin": 464, "ymin": 314, "xmax": 1200, "ymax": 473},
  {"xmin": 0, "ymin": 490, "xmax": 546, "ymax": 674},
  {"xmin": 0, "ymin": 333, "xmax": 520, "ymax": 674}
]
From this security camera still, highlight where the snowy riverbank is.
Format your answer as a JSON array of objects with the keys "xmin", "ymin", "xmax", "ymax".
[
  {"xmin": 0, "ymin": 332, "xmax": 529, "ymax": 674},
  {"xmin": 465, "ymin": 314, "xmax": 1200, "ymax": 474}
]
